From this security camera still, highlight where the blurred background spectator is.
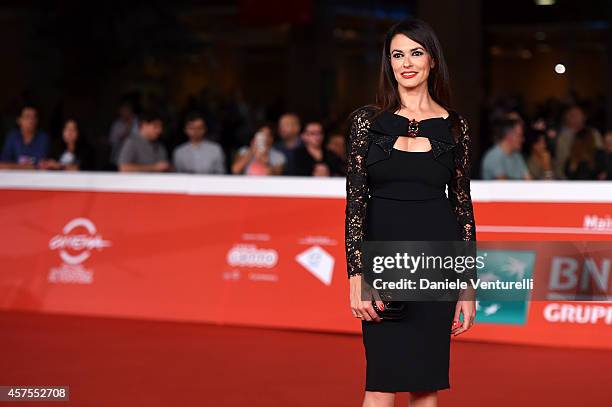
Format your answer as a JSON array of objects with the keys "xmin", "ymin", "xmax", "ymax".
[
  {"xmin": 117, "ymin": 111, "xmax": 170, "ymax": 173},
  {"xmin": 291, "ymin": 121, "xmax": 345, "ymax": 177},
  {"xmin": 564, "ymin": 127, "xmax": 606, "ymax": 180},
  {"xmin": 173, "ymin": 112, "xmax": 226, "ymax": 174},
  {"xmin": 0, "ymin": 104, "xmax": 49, "ymax": 169},
  {"xmin": 481, "ymin": 118, "xmax": 532, "ymax": 180},
  {"xmin": 273, "ymin": 113, "xmax": 302, "ymax": 175},
  {"xmin": 325, "ymin": 132, "xmax": 347, "ymax": 174},
  {"xmin": 39, "ymin": 119, "xmax": 94, "ymax": 171},
  {"xmin": 108, "ymin": 99, "xmax": 139, "ymax": 170},
  {"xmin": 232, "ymin": 124, "xmax": 285, "ymax": 176},
  {"xmin": 554, "ymin": 104, "xmax": 604, "ymax": 179},
  {"xmin": 525, "ymin": 129, "xmax": 555, "ymax": 180}
]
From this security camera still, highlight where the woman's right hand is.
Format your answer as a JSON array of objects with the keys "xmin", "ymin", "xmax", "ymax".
[{"xmin": 350, "ymin": 275, "xmax": 384, "ymax": 322}]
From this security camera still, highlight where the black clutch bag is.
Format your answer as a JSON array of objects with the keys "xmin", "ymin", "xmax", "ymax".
[{"xmin": 371, "ymin": 300, "xmax": 408, "ymax": 319}]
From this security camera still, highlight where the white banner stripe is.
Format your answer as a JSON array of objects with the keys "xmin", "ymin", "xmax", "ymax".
[
  {"xmin": 478, "ymin": 225, "xmax": 612, "ymax": 235},
  {"xmin": 1, "ymin": 170, "xmax": 612, "ymax": 202}
]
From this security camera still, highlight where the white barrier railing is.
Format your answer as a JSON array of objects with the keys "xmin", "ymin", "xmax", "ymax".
[{"xmin": 0, "ymin": 169, "xmax": 610, "ymax": 202}]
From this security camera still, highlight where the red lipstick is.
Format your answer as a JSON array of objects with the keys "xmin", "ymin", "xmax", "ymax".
[
  {"xmin": 401, "ymin": 71, "xmax": 417, "ymax": 79},
  {"xmin": 401, "ymin": 71, "xmax": 418, "ymax": 79}
]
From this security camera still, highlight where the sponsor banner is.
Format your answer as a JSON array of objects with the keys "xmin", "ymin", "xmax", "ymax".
[{"xmin": 0, "ymin": 173, "xmax": 611, "ymax": 349}]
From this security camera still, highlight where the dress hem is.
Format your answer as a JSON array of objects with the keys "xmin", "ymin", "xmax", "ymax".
[{"xmin": 364, "ymin": 383, "xmax": 450, "ymax": 393}]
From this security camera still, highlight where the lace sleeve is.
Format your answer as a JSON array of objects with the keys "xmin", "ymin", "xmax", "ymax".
[
  {"xmin": 450, "ymin": 116, "xmax": 478, "ymax": 300},
  {"xmin": 449, "ymin": 115, "xmax": 476, "ymax": 242},
  {"xmin": 345, "ymin": 108, "xmax": 371, "ymax": 278}
]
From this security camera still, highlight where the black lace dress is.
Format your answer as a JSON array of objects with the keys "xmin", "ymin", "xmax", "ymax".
[{"xmin": 345, "ymin": 106, "xmax": 476, "ymax": 392}]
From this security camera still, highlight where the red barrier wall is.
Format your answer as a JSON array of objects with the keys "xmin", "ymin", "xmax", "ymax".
[{"xmin": 1, "ymin": 171, "xmax": 611, "ymax": 350}]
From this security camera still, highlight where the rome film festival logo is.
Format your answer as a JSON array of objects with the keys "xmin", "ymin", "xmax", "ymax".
[{"xmin": 48, "ymin": 218, "xmax": 112, "ymax": 284}]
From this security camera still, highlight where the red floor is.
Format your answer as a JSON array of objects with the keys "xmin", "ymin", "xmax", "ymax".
[{"xmin": 1, "ymin": 310, "xmax": 610, "ymax": 407}]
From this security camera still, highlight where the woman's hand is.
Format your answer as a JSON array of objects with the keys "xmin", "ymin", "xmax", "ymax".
[
  {"xmin": 349, "ymin": 275, "xmax": 383, "ymax": 322},
  {"xmin": 38, "ymin": 159, "xmax": 62, "ymax": 170},
  {"xmin": 451, "ymin": 300, "xmax": 476, "ymax": 336},
  {"xmin": 312, "ymin": 163, "xmax": 330, "ymax": 177}
]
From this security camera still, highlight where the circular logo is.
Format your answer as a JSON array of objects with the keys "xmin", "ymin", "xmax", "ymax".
[{"xmin": 49, "ymin": 218, "xmax": 111, "ymax": 265}]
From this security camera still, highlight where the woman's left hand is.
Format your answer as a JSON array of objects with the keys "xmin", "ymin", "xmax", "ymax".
[{"xmin": 451, "ymin": 300, "xmax": 476, "ymax": 336}]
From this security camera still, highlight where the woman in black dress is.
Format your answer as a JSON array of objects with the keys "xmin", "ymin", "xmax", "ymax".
[
  {"xmin": 345, "ymin": 19, "xmax": 477, "ymax": 406},
  {"xmin": 39, "ymin": 119, "xmax": 94, "ymax": 171}
]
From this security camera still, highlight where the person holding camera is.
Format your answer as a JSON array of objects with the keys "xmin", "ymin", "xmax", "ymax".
[{"xmin": 231, "ymin": 124, "xmax": 285, "ymax": 176}]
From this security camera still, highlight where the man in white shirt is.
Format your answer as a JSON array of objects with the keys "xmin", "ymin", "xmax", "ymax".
[
  {"xmin": 554, "ymin": 105, "xmax": 603, "ymax": 179},
  {"xmin": 172, "ymin": 112, "xmax": 226, "ymax": 174}
]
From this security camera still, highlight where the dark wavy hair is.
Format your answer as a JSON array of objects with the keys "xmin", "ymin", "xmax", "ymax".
[{"xmin": 352, "ymin": 18, "xmax": 452, "ymax": 123}]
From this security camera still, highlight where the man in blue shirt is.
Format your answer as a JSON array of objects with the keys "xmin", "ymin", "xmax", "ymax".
[
  {"xmin": 0, "ymin": 104, "xmax": 50, "ymax": 169},
  {"xmin": 273, "ymin": 112, "xmax": 303, "ymax": 175},
  {"xmin": 481, "ymin": 118, "xmax": 532, "ymax": 180}
]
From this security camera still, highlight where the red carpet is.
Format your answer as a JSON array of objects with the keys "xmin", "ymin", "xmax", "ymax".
[{"xmin": 1, "ymin": 310, "xmax": 610, "ymax": 406}]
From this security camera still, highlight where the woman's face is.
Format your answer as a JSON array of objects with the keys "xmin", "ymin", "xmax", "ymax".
[
  {"xmin": 258, "ymin": 126, "xmax": 273, "ymax": 147},
  {"xmin": 327, "ymin": 134, "xmax": 345, "ymax": 158},
  {"xmin": 302, "ymin": 123, "xmax": 324, "ymax": 149},
  {"xmin": 389, "ymin": 34, "xmax": 433, "ymax": 90},
  {"xmin": 63, "ymin": 120, "xmax": 79, "ymax": 144}
]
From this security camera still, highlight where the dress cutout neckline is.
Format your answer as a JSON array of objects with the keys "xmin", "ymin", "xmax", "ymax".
[
  {"xmin": 392, "ymin": 133, "xmax": 434, "ymax": 154},
  {"xmin": 391, "ymin": 111, "xmax": 450, "ymax": 123},
  {"xmin": 391, "ymin": 147, "xmax": 433, "ymax": 154}
]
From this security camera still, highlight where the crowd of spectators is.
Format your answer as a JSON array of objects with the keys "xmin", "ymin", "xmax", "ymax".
[
  {"xmin": 480, "ymin": 98, "xmax": 611, "ymax": 180},
  {"xmin": 1, "ymin": 94, "xmax": 610, "ymax": 180},
  {"xmin": 0, "ymin": 100, "xmax": 348, "ymax": 178}
]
